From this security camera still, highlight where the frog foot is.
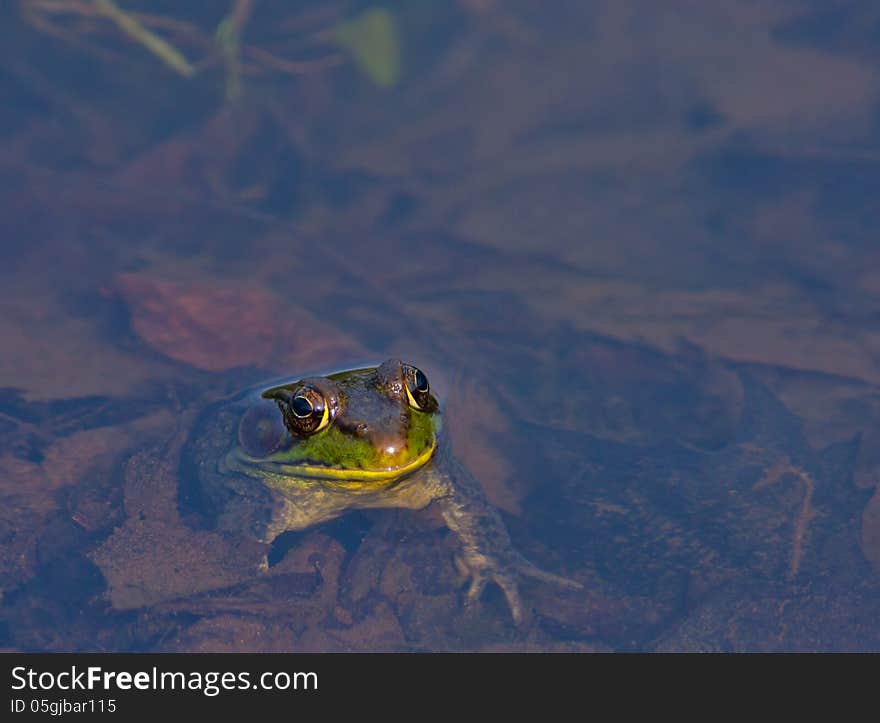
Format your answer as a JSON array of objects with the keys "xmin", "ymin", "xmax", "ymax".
[{"xmin": 456, "ymin": 551, "xmax": 582, "ymax": 626}]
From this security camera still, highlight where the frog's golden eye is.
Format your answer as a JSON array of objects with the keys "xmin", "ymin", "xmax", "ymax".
[
  {"xmin": 238, "ymin": 405, "xmax": 288, "ymax": 457},
  {"xmin": 403, "ymin": 364, "xmax": 436, "ymax": 412},
  {"xmin": 263, "ymin": 384, "xmax": 331, "ymax": 436}
]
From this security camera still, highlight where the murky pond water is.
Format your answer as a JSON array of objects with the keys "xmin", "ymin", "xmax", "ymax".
[{"xmin": 2, "ymin": 1, "xmax": 880, "ymax": 651}]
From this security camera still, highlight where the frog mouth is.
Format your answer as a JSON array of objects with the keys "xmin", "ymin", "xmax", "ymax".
[{"xmin": 223, "ymin": 439, "xmax": 437, "ymax": 486}]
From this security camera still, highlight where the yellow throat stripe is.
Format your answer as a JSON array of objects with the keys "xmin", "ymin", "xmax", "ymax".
[{"xmin": 229, "ymin": 437, "xmax": 437, "ymax": 488}]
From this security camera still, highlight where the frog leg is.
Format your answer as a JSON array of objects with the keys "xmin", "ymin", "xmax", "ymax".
[{"xmin": 419, "ymin": 451, "xmax": 582, "ymax": 625}]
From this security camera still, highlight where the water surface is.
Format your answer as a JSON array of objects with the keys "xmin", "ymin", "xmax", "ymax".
[{"xmin": 1, "ymin": 1, "xmax": 879, "ymax": 651}]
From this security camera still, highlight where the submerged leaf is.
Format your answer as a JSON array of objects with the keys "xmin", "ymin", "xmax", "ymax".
[
  {"xmin": 114, "ymin": 273, "xmax": 362, "ymax": 373},
  {"xmin": 333, "ymin": 7, "xmax": 401, "ymax": 88}
]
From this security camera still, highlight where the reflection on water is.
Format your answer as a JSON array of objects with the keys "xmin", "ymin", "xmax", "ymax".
[{"xmin": 1, "ymin": 1, "xmax": 880, "ymax": 651}]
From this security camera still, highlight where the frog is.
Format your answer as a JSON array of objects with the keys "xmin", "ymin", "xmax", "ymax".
[{"xmin": 180, "ymin": 358, "xmax": 580, "ymax": 624}]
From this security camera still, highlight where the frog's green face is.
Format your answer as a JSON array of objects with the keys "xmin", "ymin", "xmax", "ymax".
[{"xmin": 226, "ymin": 359, "xmax": 440, "ymax": 488}]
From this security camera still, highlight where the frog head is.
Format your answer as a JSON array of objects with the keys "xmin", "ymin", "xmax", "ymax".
[{"xmin": 226, "ymin": 359, "xmax": 440, "ymax": 487}]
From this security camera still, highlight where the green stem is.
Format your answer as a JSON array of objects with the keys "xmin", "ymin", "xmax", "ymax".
[{"xmin": 92, "ymin": 0, "xmax": 195, "ymax": 78}]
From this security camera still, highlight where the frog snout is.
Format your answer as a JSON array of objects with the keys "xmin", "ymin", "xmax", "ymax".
[
  {"xmin": 371, "ymin": 430, "xmax": 409, "ymax": 458},
  {"xmin": 346, "ymin": 423, "xmax": 406, "ymax": 462}
]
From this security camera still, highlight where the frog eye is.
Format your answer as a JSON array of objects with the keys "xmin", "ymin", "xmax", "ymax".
[
  {"xmin": 411, "ymin": 368, "xmax": 428, "ymax": 393},
  {"xmin": 291, "ymin": 395, "xmax": 314, "ymax": 418},
  {"xmin": 238, "ymin": 405, "xmax": 288, "ymax": 457},
  {"xmin": 264, "ymin": 384, "xmax": 330, "ymax": 436},
  {"xmin": 403, "ymin": 364, "xmax": 437, "ymax": 412}
]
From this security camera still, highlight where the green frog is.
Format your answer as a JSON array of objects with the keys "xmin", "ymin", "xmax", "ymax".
[{"xmin": 182, "ymin": 358, "xmax": 580, "ymax": 624}]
